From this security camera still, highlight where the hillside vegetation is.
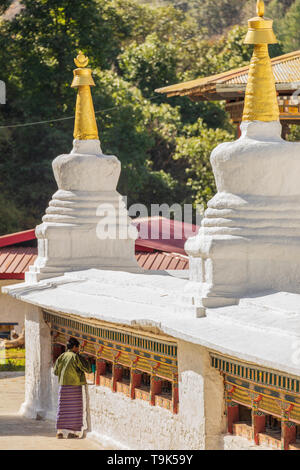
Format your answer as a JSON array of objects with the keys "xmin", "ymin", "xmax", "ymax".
[{"xmin": 0, "ymin": 0, "xmax": 298, "ymax": 234}]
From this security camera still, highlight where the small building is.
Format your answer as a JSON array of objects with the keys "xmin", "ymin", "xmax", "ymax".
[
  {"xmin": 4, "ymin": 3, "xmax": 300, "ymax": 450},
  {"xmin": 0, "ymin": 229, "xmax": 36, "ymax": 336},
  {"xmin": 156, "ymin": 49, "xmax": 300, "ymax": 138}
]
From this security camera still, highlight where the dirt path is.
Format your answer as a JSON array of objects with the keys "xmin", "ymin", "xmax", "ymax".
[{"xmin": 0, "ymin": 373, "xmax": 104, "ymax": 450}]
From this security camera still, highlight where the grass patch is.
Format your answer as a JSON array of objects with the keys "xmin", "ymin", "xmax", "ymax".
[{"xmin": 0, "ymin": 348, "xmax": 25, "ymax": 371}]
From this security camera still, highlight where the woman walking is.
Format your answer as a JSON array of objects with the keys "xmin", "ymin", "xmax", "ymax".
[{"xmin": 54, "ymin": 337, "xmax": 92, "ymax": 439}]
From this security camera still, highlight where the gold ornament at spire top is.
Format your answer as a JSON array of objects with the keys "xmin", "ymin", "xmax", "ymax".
[
  {"xmin": 244, "ymin": 0, "xmax": 277, "ymax": 44},
  {"xmin": 257, "ymin": 0, "xmax": 264, "ymax": 17},
  {"xmin": 242, "ymin": 0, "xmax": 279, "ymax": 122},
  {"xmin": 74, "ymin": 52, "xmax": 89, "ymax": 68},
  {"xmin": 71, "ymin": 52, "xmax": 99, "ymax": 140}
]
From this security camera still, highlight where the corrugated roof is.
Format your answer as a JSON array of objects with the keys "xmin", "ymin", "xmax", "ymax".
[
  {"xmin": 133, "ymin": 216, "xmax": 199, "ymax": 256},
  {"xmin": 156, "ymin": 50, "xmax": 300, "ymax": 97},
  {"xmin": 0, "ymin": 246, "xmax": 37, "ymax": 279},
  {"xmin": 0, "ymin": 246, "xmax": 188, "ymax": 279},
  {"xmin": 0, "ymin": 217, "xmax": 196, "ymax": 279},
  {"xmin": 0, "ymin": 218, "xmax": 199, "ymax": 256},
  {"xmin": 0, "ymin": 229, "xmax": 36, "ymax": 249},
  {"xmin": 136, "ymin": 251, "xmax": 188, "ymax": 271}
]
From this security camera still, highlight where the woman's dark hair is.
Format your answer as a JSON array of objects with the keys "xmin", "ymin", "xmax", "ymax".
[{"xmin": 67, "ymin": 337, "xmax": 80, "ymax": 350}]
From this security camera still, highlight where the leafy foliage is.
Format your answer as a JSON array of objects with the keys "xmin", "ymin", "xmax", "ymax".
[
  {"xmin": 118, "ymin": 33, "xmax": 178, "ymax": 99},
  {"xmin": 174, "ymin": 119, "xmax": 234, "ymax": 207},
  {"xmin": 274, "ymin": 0, "xmax": 300, "ymax": 52},
  {"xmin": 0, "ymin": 0, "xmax": 296, "ymax": 235},
  {"xmin": 0, "ymin": 348, "xmax": 25, "ymax": 371}
]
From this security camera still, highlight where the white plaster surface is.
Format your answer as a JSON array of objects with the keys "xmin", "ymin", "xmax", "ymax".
[
  {"xmin": 6, "ymin": 121, "xmax": 300, "ymax": 450},
  {"xmin": 185, "ymin": 121, "xmax": 300, "ymax": 307},
  {"xmin": 71, "ymin": 139, "xmax": 102, "ymax": 156},
  {"xmin": 178, "ymin": 341, "xmax": 225, "ymax": 450},
  {"xmin": 20, "ymin": 305, "xmax": 52, "ymax": 420},
  {"xmin": 223, "ymin": 434, "xmax": 271, "ymax": 451},
  {"xmin": 87, "ymin": 385, "xmax": 188, "ymax": 450},
  {"xmin": 26, "ymin": 139, "xmax": 140, "ymax": 283},
  {"xmin": 41, "ymin": 338, "xmax": 224, "ymax": 450},
  {"xmin": 4, "ymin": 269, "xmax": 300, "ymax": 378},
  {"xmin": 14, "ymin": 303, "xmax": 225, "ymax": 449},
  {"xmin": 0, "ymin": 281, "xmax": 24, "ymax": 334}
]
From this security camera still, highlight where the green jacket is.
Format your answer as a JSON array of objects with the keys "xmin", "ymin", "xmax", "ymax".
[{"xmin": 54, "ymin": 351, "xmax": 92, "ymax": 386}]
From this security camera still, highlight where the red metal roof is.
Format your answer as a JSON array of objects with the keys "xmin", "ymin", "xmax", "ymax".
[
  {"xmin": 0, "ymin": 217, "xmax": 199, "ymax": 254},
  {"xmin": 0, "ymin": 217, "xmax": 195, "ymax": 280},
  {"xmin": 0, "ymin": 229, "xmax": 36, "ymax": 249},
  {"xmin": 133, "ymin": 217, "xmax": 199, "ymax": 256},
  {"xmin": 0, "ymin": 246, "xmax": 37, "ymax": 280},
  {"xmin": 0, "ymin": 247, "xmax": 188, "ymax": 280},
  {"xmin": 135, "ymin": 251, "xmax": 188, "ymax": 271}
]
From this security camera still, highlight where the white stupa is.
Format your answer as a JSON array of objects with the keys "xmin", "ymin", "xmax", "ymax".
[
  {"xmin": 185, "ymin": 1, "xmax": 300, "ymax": 309},
  {"xmin": 26, "ymin": 52, "xmax": 140, "ymax": 283}
]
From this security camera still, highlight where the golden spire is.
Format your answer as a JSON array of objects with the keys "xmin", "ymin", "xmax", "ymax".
[
  {"xmin": 257, "ymin": 0, "xmax": 264, "ymax": 17},
  {"xmin": 71, "ymin": 52, "xmax": 99, "ymax": 140},
  {"xmin": 242, "ymin": 0, "xmax": 279, "ymax": 122}
]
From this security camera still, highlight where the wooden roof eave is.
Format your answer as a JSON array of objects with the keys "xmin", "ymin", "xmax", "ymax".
[
  {"xmin": 217, "ymin": 82, "xmax": 300, "ymax": 92},
  {"xmin": 167, "ymin": 81, "xmax": 300, "ymax": 102},
  {"xmin": 276, "ymin": 82, "xmax": 300, "ymax": 92},
  {"xmin": 156, "ymin": 50, "xmax": 300, "ymax": 99},
  {"xmin": 166, "ymin": 84, "xmax": 241, "ymax": 101}
]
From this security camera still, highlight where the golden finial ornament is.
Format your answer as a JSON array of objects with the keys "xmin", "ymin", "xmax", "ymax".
[
  {"xmin": 242, "ymin": 0, "xmax": 279, "ymax": 122},
  {"xmin": 71, "ymin": 52, "xmax": 99, "ymax": 140},
  {"xmin": 244, "ymin": 0, "xmax": 277, "ymax": 44},
  {"xmin": 74, "ymin": 52, "xmax": 89, "ymax": 68},
  {"xmin": 257, "ymin": 0, "xmax": 264, "ymax": 18}
]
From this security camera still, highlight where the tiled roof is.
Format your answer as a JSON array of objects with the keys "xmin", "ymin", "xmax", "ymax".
[{"xmin": 156, "ymin": 50, "xmax": 300, "ymax": 98}]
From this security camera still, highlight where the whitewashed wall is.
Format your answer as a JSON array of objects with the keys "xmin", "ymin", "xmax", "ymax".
[
  {"xmin": 177, "ymin": 340, "xmax": 226, "ymax": 450},
  {"xmin": 21, "ymin": 305, "xmax": 52, "ymax": 419},
  {"xmin": 223, "ymin": 434, "xmax": 270, "ymax": 450},
  {"xmin": 23, "ymin": 313, "xmax": 226, "ymax": 449},
  {"xmin": 0, "ymin": 281, "xmax": 24, "ymax": 334},
  {"xmin": 86, "ymin": 339, "xmax": 224, "ymax": 449}
]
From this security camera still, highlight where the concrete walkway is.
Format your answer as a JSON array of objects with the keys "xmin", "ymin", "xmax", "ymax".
[{"xmin": 0, "ymin": 373, "xmax": 104, "ymax": 450}]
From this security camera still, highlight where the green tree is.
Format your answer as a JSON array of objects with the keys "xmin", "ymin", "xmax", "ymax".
[
  {"xmin": 276, "ymin": 0, "xmax": 300, "ymax": 51},
  {"xmin": 0, "ymin": 1, "xmax": 12, "ymax": 16},
  {"xmin": 118, "ymin": 33, "xmax": 178, "ymax": 99},
  {"xmin": 1, "ymin": 0, "xmax": 281, "ymax": 236},
  {"xmin": 111, "ymin": 0, "xmax": 199, "ymax": 44},
  {"xmin": 174, "ymin": 118, "xmax": 234, "ymax": 207},
  {"xmin": 0, "ymin": 193, "xmax": 24, "ymax": 235},
  {"xmin": 193, "ymin": 0, "xmax": 244, "ymax": 35},
  {"xmin": 92, "ymin": 70, "xmax": 186, "ymax": 206},
  {"xmin": 0, "ymin": 0, "xmax": 136, "ymax": 233}
]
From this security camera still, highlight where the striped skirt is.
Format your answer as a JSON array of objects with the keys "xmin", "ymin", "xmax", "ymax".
[{"xmin": 56, "ymin": 385, "xmax": 83, "ymax": 432}]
